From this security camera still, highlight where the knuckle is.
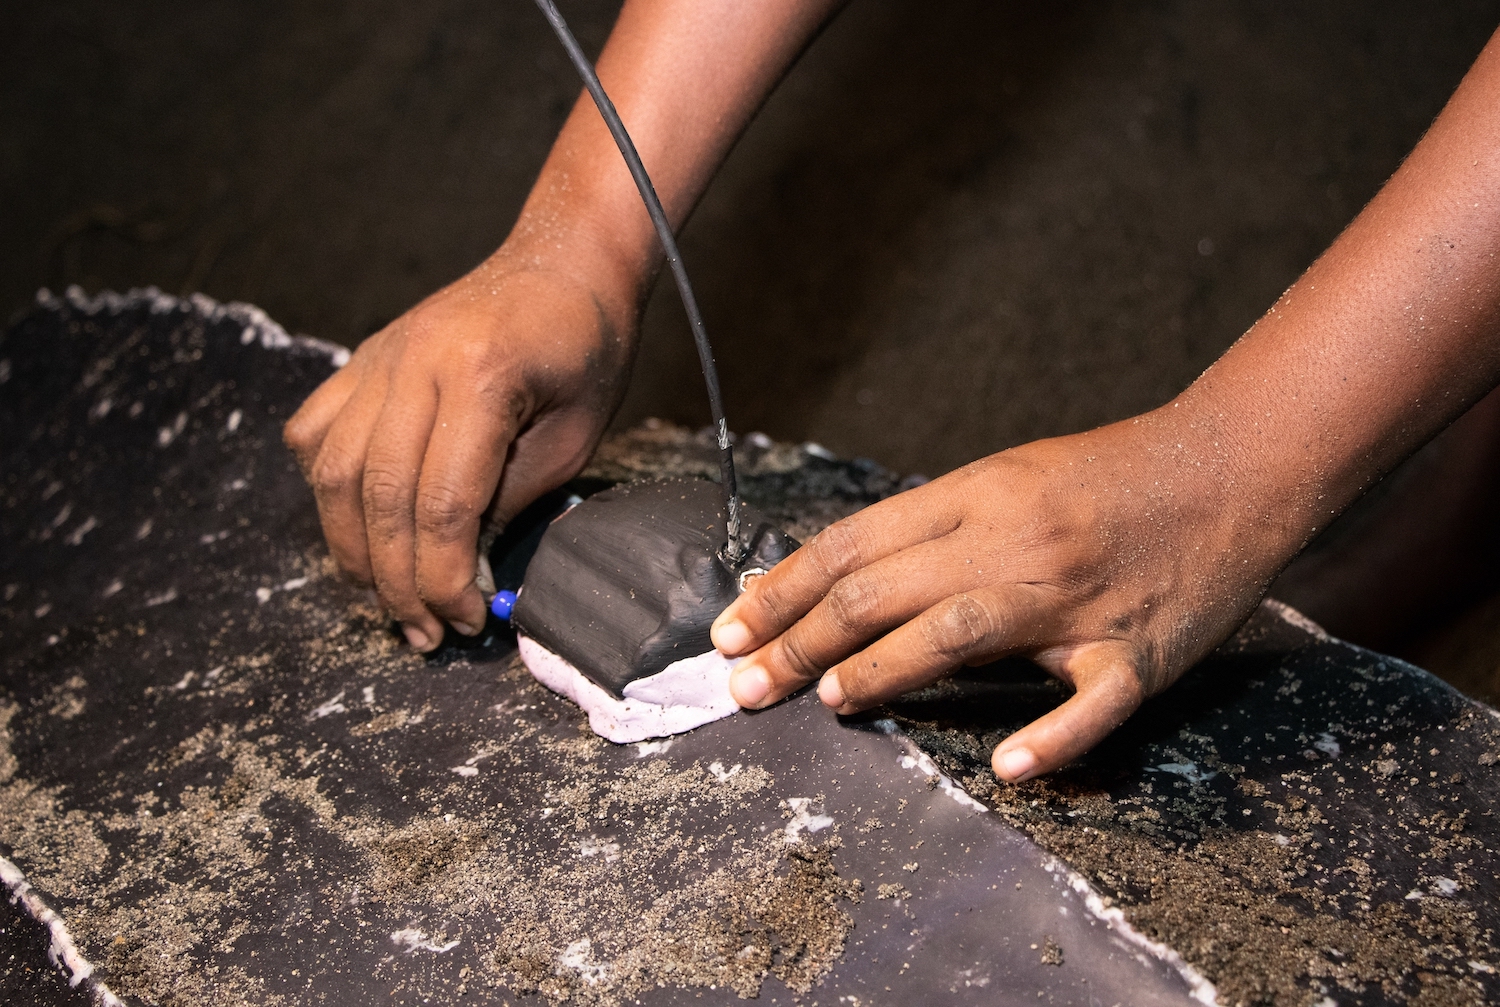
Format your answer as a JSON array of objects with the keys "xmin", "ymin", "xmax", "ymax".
[
  {"xmin": 451, "ymin": 334, "xmax": 503, "ymax": 375},
  {"xmin": 400, "ymin": 305, "xmax": 444, "ymax": 344},
  {"xmin": 923, "ymin": 594, "xmax": 997, "ymax": 658},
  {"xmin": 496, "ymin": 383, "xmax": 534, "ymax": 423},
  {"xmin": 415, "ymin": 481, "xmax": 477, "ymax": 539},
  {"xmin": 805, "ymin": 521, "xmax": 868, "ymax": 582},
  {"xmin": 823, "ymin": 575, "xmax": 884, "ymax": 634},
  {"xmin": 363, "ymin": 467, "xmax": 413, "ymax": 524},
  {"xmin": 310, "ymin": 449, "xmax": 361, "ymax": 498},
  {"xmin": 283, "ymin": 414, "xmax": 316, "ymax": 453},
  {"xmin": 776, "ymin": 631, "xmax": 824, "ymax": 682}
]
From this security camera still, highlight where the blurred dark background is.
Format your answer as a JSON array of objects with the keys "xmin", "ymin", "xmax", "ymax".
[{"xmin": 3, "ymin": 0, "xmax": 1499, "ymax": 692}]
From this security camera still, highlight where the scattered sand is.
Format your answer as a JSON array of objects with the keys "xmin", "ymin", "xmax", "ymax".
[{"xmin": 888, "ymin": 625, "xmax": 1500, "ymax": 1007}]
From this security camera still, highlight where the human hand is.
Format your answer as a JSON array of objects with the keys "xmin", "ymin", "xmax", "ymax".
[
  {"xmin": 708, "ymin": 26, "xmax": 1500, "ymax": 783},
  {"xmin": 276, "ymin": 0, "xmax": 857, "ymax": 651},
  {"xmin": 284, "ymin": 250, "xmax": 634, "ymax": 650},
  {"xmin": 710, "ymin": 413, "xmax": 1291, "ymax": 782}
]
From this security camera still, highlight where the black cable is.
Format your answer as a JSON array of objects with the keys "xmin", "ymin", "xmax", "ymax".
[{"xmin": 534, "ymin": 0, "xmax": 746, "ymax": 566}]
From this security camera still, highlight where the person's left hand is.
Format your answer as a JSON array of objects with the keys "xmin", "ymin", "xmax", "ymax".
[{"xmin": 709, "ymin": 412, "xmax": 1290, "ymax": 782}]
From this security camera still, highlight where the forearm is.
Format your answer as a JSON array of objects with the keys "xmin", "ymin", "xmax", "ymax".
[
  {"xmin": 1170, "ymin": 28, "xmax": 1500, "ymax": 574},
  {"xmin": 498, "ymin": 0, "xmax": 845, "ymax": 322}
]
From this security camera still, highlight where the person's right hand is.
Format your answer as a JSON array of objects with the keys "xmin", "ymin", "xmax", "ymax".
[{"xmin": 283, "ymin": 250, "xmax": 635, "ymax": 651}]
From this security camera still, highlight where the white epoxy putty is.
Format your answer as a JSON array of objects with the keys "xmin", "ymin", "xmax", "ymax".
[{"xmin": 517, "ymin": 636, "xmax": 741, "ymax": 743}]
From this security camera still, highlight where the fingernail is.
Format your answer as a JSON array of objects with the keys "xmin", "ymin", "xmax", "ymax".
[
  {"xmin": 730, "ymin": 663, "xmax": 771, "ymax": 708},
  {"xmin": 713, "ymin": 619, "xmax": 752, "ymax": 656},
  {"xmin": 452, "ymin": 621, "xmax": 478, "ymax": 637},
  {"xmin": 403, "ymin": 625, "xmax": 431, "ymax": 651},
  {"xmin": 818, "ymin": 672, "xmax": 845, "ymax": 709},
  {"xmin": 996, "ymin": 747, "xmax": 1038, "ymax": 782}
]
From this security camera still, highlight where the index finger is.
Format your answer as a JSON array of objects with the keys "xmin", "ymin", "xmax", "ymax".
[
  {"xmin": 711, "ymin": 485, "xmax": 960, "ymax": 655},
  {"xmin": 283, "ymin": 363, "xmax": 360, "ymax": 478}
]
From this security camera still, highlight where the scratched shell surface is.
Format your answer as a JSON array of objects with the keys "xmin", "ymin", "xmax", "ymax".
[{"xmin": 2, "ymin": 289, "xmax": 1499, "ymax": 1007}]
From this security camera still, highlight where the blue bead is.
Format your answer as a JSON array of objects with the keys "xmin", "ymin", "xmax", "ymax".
[{"xmin": 490, "ymin": 590, "xmax": 518, "ymax": 621}]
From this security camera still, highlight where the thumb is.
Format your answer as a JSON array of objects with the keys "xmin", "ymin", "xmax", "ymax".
[
  {"xmin": 991, "ymin": 642, "xmax": 1146, "ymax": 782},
  {"xmin": 489, "ymin": 408, "xmax": 601, "ymax": 527}
]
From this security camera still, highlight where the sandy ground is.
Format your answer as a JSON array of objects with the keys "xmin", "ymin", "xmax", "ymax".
[{"xmin": 3, "ymin": 0, "xmax": 1499, "ymax": 684}]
